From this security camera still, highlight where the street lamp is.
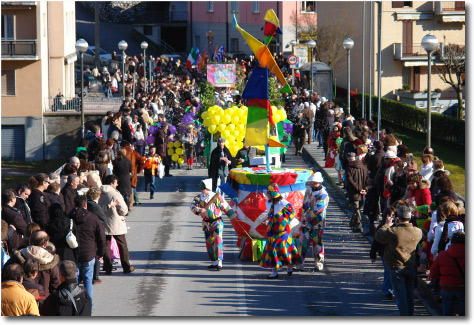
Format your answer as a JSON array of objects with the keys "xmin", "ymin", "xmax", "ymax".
[
  {"xmin": 343, "ymin": 38, "xmax": 354, "ymax": 115},
  {"xmin": 421, "ymin": 33, "xmax": 439, "ymax": 148},
  {"xmin": 75, "ymin": 38, "xmax": 88, "ymax": 138},
  {"xmin": 307, "ymin": 39, "xmax": 316, "ymax": 93},
  {"xmin": 118, "ymin": 40, "xmax": 128, "ymax": 100},
  {"xmin": 141, "ymin": 41, "xmax": 148, "ymax": 92},
  {"xmin": 290, "ymin": 39, "xmax": 298, "ymax": 86}
]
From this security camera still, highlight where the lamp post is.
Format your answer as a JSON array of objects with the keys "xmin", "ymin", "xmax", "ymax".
[
  {"xmin": 290, "ymin": 39, "xmax": 298, "ymax": 86},
  {"xmin": 343, "ymin": 38, "xmax": 354, "ymax": 115},
  {"xmin": 421, "ymin": 33, "xmax": 439, "ymax": 148},
  {"xmin": 118, "ymin": 40, "xmax": 128, "ymax": 100},
  {"xmin": 141, "ymin": 41, "xmax": 148, "ymax": 92},
  {"xmin": 75, "ymin": 38, "xmax": 88, "ymax": 138},
  {"xmin": 307, "ymin": 39, "xmax": 316, "ymax": 94}
]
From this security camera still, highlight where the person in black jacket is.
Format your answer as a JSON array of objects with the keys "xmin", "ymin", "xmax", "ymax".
[
  {"xmin": 86, "ymin": 187, "xmax": 115, "ymax": 284},
  {"xmin": 27, "ymin": 173, "xmax": 52, "ymax": 230},
  {"xmin": 14, "ymin": 184, "xmax": 33, "ymax": 225},
  {"xmin": 40, "ymin": 260, "xmax": 92, "ymax": 316},
  {"xmin": 68, "ymin": 195, "xmax": 106, "ymax": 305},
  {"xmin": 2, "ymin": 188, "xmax": 28, "ymax": 236},
  {"xmin": 208, "ymin": 137, "xmax": 233, "ymax": 192},
  {"xmin": 60, "ymin": 174, "xmax": 80, "ymax": 216},
  {"xmin": 292, "ymin": 110, "xmax": 309, "ymax": 156},
  {"xmin": 46, "ymin": 203, "xmax": 78, "ymax": 263},
  {"xmin": 44, "ymin": 182, "xmax": 65, "ymax": 211},
  {"xmin": 113, "ymin": 148, "xmax": 133, "ymax": 207}
]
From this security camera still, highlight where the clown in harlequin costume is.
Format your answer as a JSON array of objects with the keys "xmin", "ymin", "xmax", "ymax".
[
  {"xmin": 190, "ymin": 178, "xmax": 235, "ymax": 270},
  {"xmin": 260, "ymin": 183, "xmax": 303, "ymax": 279},
  {"xmin": 296, "ymin": 172, "xmax": 329, "ymax": 271}
]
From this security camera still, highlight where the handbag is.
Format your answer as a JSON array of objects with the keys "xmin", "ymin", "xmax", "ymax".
[
  {"xmin": 158, "ymin": 162, "xmax": 165, "ymax": 179},
  {"xmin": 110, "ymin": 236, "xmax": 121, "ymax": 259},
  {"xmin": 65, "ymin": 219, "xmax": 78, "ymax": 249}
]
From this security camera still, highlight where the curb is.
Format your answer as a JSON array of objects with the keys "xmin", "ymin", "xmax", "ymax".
[{"xmin": 302, "ymin": 145, "xmax": 442, "ymax": 316}]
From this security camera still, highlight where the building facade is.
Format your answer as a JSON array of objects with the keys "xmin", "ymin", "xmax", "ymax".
[
  {"xmin": 1, "ymin": 1, "xmax": 76, "ymax": 161},
  {"xmin": 317, "ymin": 1, "xmax": 465, "ymax": 110},
  {"xmin": 188, "ymin": 1, "xmax": 317, "ymax": 57}
]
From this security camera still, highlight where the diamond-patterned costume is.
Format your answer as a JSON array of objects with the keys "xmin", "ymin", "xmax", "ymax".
[
  {"xmin": 260, "ymin": 199, "xmax": 303, "ymax": 269},
  {"xmin": 190, "ymin": 192, "xmax": 235, "ymax": 262},
  {"xmin": 299, "ymin": 185, "xmax": 329, "ymax": 263}
]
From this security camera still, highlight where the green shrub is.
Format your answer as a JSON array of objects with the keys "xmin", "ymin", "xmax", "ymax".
[{"xmin": 355, "ymin": 93, "xmax": 465, "ymax": 146}]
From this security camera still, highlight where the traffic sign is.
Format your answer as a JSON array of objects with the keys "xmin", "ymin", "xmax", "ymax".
[{"xmin": 288, "ymin": 55, "xmax": 298, "ymax": 66}]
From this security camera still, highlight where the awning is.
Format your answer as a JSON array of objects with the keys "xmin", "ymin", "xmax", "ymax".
[
  {"xmin": 64, "ymin": 53, "xmax": 77, "ymax": 65},
  {"xmin": 396, "ymin": 12, "xmax": 433, "ymax": 20},
  {"xmin": 442, "ymin": 15, "xmax": 465, "ymax": 23},
  {"xmin": 403, "ymin": 61, "xmax": 445, "ymax": 67}
]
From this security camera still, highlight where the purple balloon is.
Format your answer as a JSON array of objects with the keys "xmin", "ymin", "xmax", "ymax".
[
  {"xmin": 148, "ymin": 125, "xmax": 158, "ymax": 135},
  {"xmin": 169, "ymin": 124, "xmax": 177, "ymax": 135},
  {"xmin": 146, "ymin": 136, "xmax": 155, "ymax": 145}
]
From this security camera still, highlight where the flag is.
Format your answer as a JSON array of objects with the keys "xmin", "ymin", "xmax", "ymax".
[
  {"xmin": 233, "ymin": 14, "xmax": 292, "ymax": 94},
  {"xmin": 197, "ymin": 49, "xmax": 207, "ymax": 73},
  {"xmin": 242, "ymin": 64, "xmax": 272, "ymax": 146},
  {"xmin": 213, "ymin": 47, "xmax": 219, "ymax": 62},
  {"xmin": 186, "ymin": 47, "xmax": 198, "ymax": 71},
  {"xmin": 216, "ymin": 45, "xmax": 225, "ymax": 62}
]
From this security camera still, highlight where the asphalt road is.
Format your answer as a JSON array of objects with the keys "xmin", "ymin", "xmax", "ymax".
[{"xmin": 91, "ymin": 145, "xmax": 430, "ymax": 317}]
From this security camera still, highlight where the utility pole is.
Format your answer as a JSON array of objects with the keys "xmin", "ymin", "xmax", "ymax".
[{"xmin": 94, "ymin": 2, "xmax": 100, "ymax": 69}]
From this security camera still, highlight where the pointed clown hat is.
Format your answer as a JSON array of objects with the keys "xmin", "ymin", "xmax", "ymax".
[
  {"xmin": 267, "ymin": 183, "xmax": 281, "ymax": 198},
  {"xmin": 200, "ymin": 178, "xmax": 213, "ymax": 190}
]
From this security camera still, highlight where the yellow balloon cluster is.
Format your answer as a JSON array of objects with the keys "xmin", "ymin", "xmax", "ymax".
[
  {"xmin": 270, "ymin": 106, "xmax": 288, "ymax": 123},
  {"xmin": 167, "ymin": 141, "xmax": 185, "ymax": 164},
  {"xmin": 202, "ymin": 105, "xmax": 249, "ymax": 156}
]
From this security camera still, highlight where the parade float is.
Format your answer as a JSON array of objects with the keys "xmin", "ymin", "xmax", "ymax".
[{"xmin": 217, "ymin": 10, "xmax": 313, "ymax": 261}]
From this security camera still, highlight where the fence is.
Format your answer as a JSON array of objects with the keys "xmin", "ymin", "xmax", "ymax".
[{"xmin": 44, "ymin": 96, "xmax": 122, "ymax": 113}]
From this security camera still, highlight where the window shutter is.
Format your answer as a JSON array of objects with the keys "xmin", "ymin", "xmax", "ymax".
[
  {"xmin": 1, "ymin": 70, "xmax": 15, "ymax": 96},
  {"xmin": 392, "ymin": 2, "xmax": 404, "ymax": 8}
]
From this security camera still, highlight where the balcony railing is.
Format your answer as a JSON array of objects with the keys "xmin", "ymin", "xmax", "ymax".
[
  {"xmin": 394, "ymin": 43, "xmax": 442, "ymax": 60},
  {"xmin": 1, "ymin": 40, "xmax": 37, "ymax": 58},
  {"xmin": 435, "ymin": 1, "xmax": 465, "ymax": 14},
  {"xmin": 134, "ymin": 10, "xmax": 187, "ymax": 24},
  {"xmin": 44, "ymin": 96, "xmax": 122, "ymax": 113}
]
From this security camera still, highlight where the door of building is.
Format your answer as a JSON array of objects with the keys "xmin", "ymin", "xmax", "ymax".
[
  {"xmin": 1, "ymin": 125, "xmax": 25, "ymax": 161},
  {"xmin": 402, "ymin": 20, "xmax": 413, "ymax": 56}
]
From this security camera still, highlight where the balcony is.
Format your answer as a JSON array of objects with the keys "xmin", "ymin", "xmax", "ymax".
[
  {"xmin": 133, "ymin": 10, "xmax": 187, "ymax": 24},
  {"xmin": 393, "ymin": 42, "xmax": 446, "ymax": 66},
  {"xmin": 1, "ymin": 40, "xmax": 37, "ymax": 59},
  {"xmin": 434, "ymin": 1, "xmax": 465, "ymax": 22}
]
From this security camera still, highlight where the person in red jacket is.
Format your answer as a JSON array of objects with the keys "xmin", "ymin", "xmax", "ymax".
[
  {"xmin": 429, "ymin": 231, "xmax": 465, "ymax": 316},
  {"xmin": 406, "ymin": 173, "xmax": 432, "ymax": 228}
]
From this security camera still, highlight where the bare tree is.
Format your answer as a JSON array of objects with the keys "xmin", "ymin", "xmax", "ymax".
[
  {"xmin": 288, "ymin": 10, "xmax": 354, "ymax": 74},
  {"xmin": 434, "ymin": 44, "xmax": 465, "ymax": 119}
]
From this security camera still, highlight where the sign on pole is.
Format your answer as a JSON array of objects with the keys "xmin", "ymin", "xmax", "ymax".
[
  {"xmin": 288, "ymin": 55, "xmax": 298, "ymax": 68},
  {"xmin": 293, "ymin": 45, "xmax": 308, "ymax": 68}
]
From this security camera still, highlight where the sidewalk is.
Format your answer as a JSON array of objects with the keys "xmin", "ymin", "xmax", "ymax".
[{"xmin": 301, "ymin": 142, "xmax": 443, "ymax": 316}]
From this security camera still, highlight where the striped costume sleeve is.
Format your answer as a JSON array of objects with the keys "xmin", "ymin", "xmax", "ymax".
[
  {"xmin": 216, "ymin": 195, "xmax": 235, "ymax": 220},
  {"xmin": 190, "ymin": 195, "xmax": 203, "ymax": 215},
  {"xmin": 313, "ymin": 190, "xmax": 329, "ymax": 215}
]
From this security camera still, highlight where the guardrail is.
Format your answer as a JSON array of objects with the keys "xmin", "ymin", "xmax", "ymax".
[
  {"xmin": 44, "ymin": 96, "xmax": 122, "ymax": 113},
  {"xmin": 1, "ymin": 40, "xmax": 37, "ymax": 58}
]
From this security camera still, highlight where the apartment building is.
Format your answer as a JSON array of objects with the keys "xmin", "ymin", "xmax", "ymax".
[
  {"xmin": 1, "ymin": 1, "xmax": 76, "ymax": 161},
  {"xmin": 188, "ymin": 1, "xmax": 317, "ymax": 56},
  {"xmin": 317, "ymin": 1, "xmax": 465, "ymax": 108}
]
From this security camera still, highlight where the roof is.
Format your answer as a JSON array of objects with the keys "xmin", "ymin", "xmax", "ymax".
[{"xmin": 299, "ymin": 61, "xmax": 333, "ymax": 72}]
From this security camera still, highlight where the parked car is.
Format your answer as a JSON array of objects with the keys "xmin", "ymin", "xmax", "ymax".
[{"xmin": 77, "ymin": 46, "xmax": 112, "ymax": 66}]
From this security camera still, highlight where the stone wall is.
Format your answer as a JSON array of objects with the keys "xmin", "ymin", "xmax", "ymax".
[
  {"xmin": 44, "ymin": 113, "xmax": 105, "ymax": 159},
  {"xmin": 79, "ymin": 1, "xmax": 149, "ymax": 23}
]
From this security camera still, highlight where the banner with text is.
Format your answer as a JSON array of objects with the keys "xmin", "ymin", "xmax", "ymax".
[{"xmin": 207, "ymin": 64, "xmax": 236, "ymax": 87}]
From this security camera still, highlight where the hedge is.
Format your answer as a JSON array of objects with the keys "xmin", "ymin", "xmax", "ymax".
[{"xmin": 353, "ymin": 93, "xmax": 465, "ymax": 147}]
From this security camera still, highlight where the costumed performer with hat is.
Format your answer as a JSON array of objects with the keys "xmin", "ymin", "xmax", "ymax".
[
  {"xmin": 296, "ymin": 172, "xmax": 329, "ymax": 271},
  {"xmin": 190, "ymin": 178, "xmax": 235, "ymax": 271},
  {"xmin": 260, "ymin": 183, "xmax": 303, "ymax": 279},
  {"xmin": 181, "ymin": 123, "xmax": 198, "ymax": 170}
]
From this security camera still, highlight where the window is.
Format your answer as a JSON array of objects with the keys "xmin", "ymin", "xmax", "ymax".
[
  {"xmin": 252, "ymin": 2, "xmax": 260, "ymax": 13},
  {"xmin": 207, "ymin": 1, "xmax": 214, "ymax": 12},
  {"xmin": 1, "ymin": 14, "xmax": 14, "ymax": 40},
  {"xmin": 194, "ymin": 35, "xmax": 201, "ymax": 50},
  {"xmin": 231, "ymin": 1, "xmax": 239, "ymax": 13},
  {"xmin": 144, "ymin": 25, "xmax": 153, "ymax": 36},
  {"xmin": 301, "ymin": 1, "xmax": 316, "ymax": 13},
  {"xmin": 231, "ymin": 38, "xmax": 239, "ymax": 52},
  {"xmin": 1, "ymin": 70, "xmax": 16, "ymax": 96}
]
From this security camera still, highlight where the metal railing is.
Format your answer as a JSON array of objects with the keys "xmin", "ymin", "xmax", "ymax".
[
  {"xmin": 440, "ymin": 90, "xmax": 464, "ymax": 100},
  {"xmin": 394, "ymin": 43, "xmax": 442, "ymax": 59},
  {"xmin": 1, "ymin": 40, "xmax": 37, "ymax": 58},
  {"xmin": 44, "ymin": 96, "xmax": 122, "ymax": 113}
]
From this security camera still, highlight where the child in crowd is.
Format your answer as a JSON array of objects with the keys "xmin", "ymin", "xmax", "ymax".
[{"xmin": 134, "ymin": 124, "xmax": 145, "ymax": 156}]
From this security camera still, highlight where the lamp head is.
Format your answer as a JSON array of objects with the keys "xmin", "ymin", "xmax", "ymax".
[
  {"xmin": 75, "ymin": 38, "xmax": 88, "ymax": 53},
  {"xmin": 141, "ymin": 41, "xmax": 149, "ymax": 50},
  {"xmin": 343, "ymin": 38, "xmax": 354, "ymax": 51},
  {"xmin": 307, "ymin": 39, "xmax": 316, "ymax": 48},
  {"xmin": 290, "ymin": 40, "xmax": 297, "ymax": 47},
  {"xmin": 118, "ymin": 40, "xmax": 128, "ymax": 51},
  {"xmin": 421, "ymin": 34, "xmax": 439, "ymax": 53}
]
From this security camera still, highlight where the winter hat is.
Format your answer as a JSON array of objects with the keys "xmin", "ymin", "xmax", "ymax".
[
  {"xmin": 385, "ymin": 151, "xmax": 397, "ymax": 159},
  {"xmin": 397, "ymin": 206, "xmax": 412, "ymax": 220},
  {"xmin": 267, "ymin": 183, "xmax": 281, "ymax": 198},
  {"xmin": 308, "ymin": 172, "xmax": 324, "ymax": 183},
  {"xmin": 321, "ymin": 97, "xmax": 328, "ymax": 103},
  {"xmin": 200, "ymin": 178, "xmax": 213, "ymax": 190}
]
